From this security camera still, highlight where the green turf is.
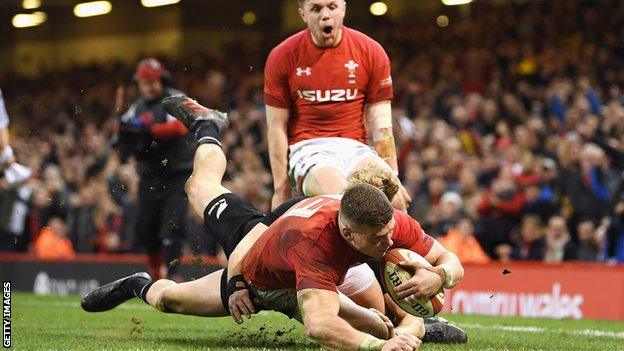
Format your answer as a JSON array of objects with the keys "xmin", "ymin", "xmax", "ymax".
[{"xmin": 10, "ymin": 292, "xmax": 624, "ymax": 350}]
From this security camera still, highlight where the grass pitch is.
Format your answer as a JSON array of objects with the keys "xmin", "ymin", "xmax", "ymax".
[{"xmin": 11, "ymin": 292, "xmax": 624, "ymax": 350}]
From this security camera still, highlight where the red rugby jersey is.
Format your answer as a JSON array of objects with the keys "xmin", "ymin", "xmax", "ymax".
[
  {"xmin": 241, "ymin": 196, "xmax": 433, "ymax": 292},
  {"xmin": 264, "ymin": 27, "xmax": 393, "ymax": 145}
]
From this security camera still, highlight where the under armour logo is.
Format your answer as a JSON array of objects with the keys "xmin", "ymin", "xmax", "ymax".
[
  {"xmin": 296, "ymin": 67, "xmax": 312, "ymax": 76},
  {"xmin": 345, "ymin": 60, "xmax": 359, "ymax": 83},
  {"xmin": 207, "ymin": 198, "xmax": 228, "ymax": 219}
]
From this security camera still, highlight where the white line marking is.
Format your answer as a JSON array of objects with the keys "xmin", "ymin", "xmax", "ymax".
[{"xmin": 460, "ymin": 322, "xmax": 624, "ymax": 339}]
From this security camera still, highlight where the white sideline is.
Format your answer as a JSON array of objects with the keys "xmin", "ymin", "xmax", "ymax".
[{"xmin": 459, "ymin": 322, "xmax": 624, "ymax": 340}]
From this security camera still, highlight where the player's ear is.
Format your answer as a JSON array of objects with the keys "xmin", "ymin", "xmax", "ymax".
[
  {"xmin": 342, "ymin": 225, "xmax": 355, "ymax": 242},
  {"xmin": 298, "ymin": 7, "xmax": 306, "ymax": 23}
]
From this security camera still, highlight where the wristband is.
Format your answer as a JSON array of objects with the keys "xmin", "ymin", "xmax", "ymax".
[
  {"xmin": 439, "ymin": 263, "xmax": 453, "ymax": 289},
  {"xmin": 358, "ymin": 334, "xmax": 385, "ymax": 351},
  {"xmin": 226, "ymin": 274, "xmax": 248, "ymax": 298}
]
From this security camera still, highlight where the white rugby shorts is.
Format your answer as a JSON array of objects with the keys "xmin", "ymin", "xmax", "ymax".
[
  {"xmin": 288, "ymin": 137, "xmax": 377, "ymax": 193},
  {"xmin": 337, "ymin": 263, "xmax": 376, "ymax": 297}
]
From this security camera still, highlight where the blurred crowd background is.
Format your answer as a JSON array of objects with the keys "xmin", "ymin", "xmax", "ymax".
[{"xmin": 2, "ymin": 0, "xmax": 624, "ymax": 264}]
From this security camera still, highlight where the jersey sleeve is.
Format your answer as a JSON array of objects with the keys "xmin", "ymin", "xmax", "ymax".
[
  {"xmin": 287, "ymin": 240, "xmax": 340, "ymax": 292},
  {"xmin": 365, "ymin": 42, "xmax": 393, "ymax": 104},
  {"xmin": 391, "ymin": 210, "xmax": 434, "ymax": 257},
  {"xmin": 0, "ymin": 89, "xmax": 10, "ymax": 128},
  {"xmin": 264, "ymin": 47, "xmax": 292, "ymax": 109}
]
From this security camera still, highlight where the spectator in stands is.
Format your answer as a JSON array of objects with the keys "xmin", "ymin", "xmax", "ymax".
[
  {"xmin": 509, "ymin": 215, "xmax": 546, "ymax": 261},
  {"xmin": 439, "ymin": 217, "xmax": 490, "ymax": 264},
  {"xmin": 478, "ymin": 171, "xmax": 525, "ymax": 258},
  {"xmin": 409, "ymin": 175, "xmax": 447, "ymax": 231},
  {"xmin": 560, "ymin": 141, "xmax": 613, "ymax": 225},
  {"xmin": 108, "ymin": 164, "xmax": 139, "ymax": 252},
  {"xmin": 523, "ymin": 182, "xmax": 558, "ymax": 224},
  {"xmin": 457, "ymin": 167, "xmax": 483, "ymax": 220},
  {"xmin": 33, "ymin": 215, "xmax": 75, "ymax": 260},
  {"xmin": 575, "ymin": 219, "xmax": 604, "ymax": 261},
  {"xmin": 607, "ymin": 198, "xmax": 624, "ymax": 262},
  {"xmin": 438, "ymin": 192, "xmax": 464, "ymax": 235},
  {"xmin": 543, "ymin": 216, "xmax": 576, "ymax": 263},
  {"xmin": 40, "ymin": 164, "xmax": 71, "ymax": 226}
]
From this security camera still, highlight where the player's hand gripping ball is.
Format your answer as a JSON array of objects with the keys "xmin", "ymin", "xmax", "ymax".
[{"xmin": 381, "ymin": 248, "xmax": 445, "ymax": 318}]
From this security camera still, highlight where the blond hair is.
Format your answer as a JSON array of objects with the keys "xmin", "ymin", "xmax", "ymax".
[{"xmin": 347, "ymin": 165, "xmax": 399, "ymax": 202}]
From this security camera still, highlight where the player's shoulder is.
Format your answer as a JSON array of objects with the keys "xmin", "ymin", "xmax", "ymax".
[
  {"xmin": 287, "ymin": 196, "xmax": 340, "ymax": 231},
  {"xmin": 268, "ymin": 29, "xmax": 308, "ymax": 60},
  {"xmin": 393, "ymin": 209, "xmax": 421, "ymax": 228}
]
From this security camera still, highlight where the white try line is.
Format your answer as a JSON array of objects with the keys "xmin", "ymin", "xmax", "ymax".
[{"xmin": 460, "ymin": 322, "xmax": 624, "ymax": 340}]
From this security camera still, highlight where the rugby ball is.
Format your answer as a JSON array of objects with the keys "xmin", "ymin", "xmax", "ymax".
[{"xmin": 381, "ymin": 248, "xmax": 445, "ymax": 318}]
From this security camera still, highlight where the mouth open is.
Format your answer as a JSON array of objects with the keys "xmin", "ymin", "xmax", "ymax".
[{"xmin": 322, "ymin": 25, "xmax": 333, "ymax": 35}]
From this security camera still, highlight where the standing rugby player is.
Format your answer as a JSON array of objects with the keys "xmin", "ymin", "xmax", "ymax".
[{"xmin": 264, "ymin": 0, "xmax": 408, "ymax": 313}]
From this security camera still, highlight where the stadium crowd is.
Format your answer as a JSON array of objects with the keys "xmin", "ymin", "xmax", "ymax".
[{"xmin": 1, "ymin": 0, "xmax": 623, "ymax": 263}]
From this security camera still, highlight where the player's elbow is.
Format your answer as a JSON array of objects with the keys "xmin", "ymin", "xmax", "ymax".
[
  {"xmin": 449, "ymin": 252, "xmax": 464, "ymax": 280},
  {"xmin": 456, "ymin": 262, "xmax": 465, "ymax": 282}
]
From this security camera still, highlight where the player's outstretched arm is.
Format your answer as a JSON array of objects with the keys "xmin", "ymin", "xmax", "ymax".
[
  {"xmin": 298, "ymin": 288, "xmax": 420, "ymax": 351},
  {"xmin": 266, "ymin": 105, "xmax": 292, "ymax": 209},
  {"xmin": 365, "ymin": 101, "xmax": 411, "ymax": 208}
]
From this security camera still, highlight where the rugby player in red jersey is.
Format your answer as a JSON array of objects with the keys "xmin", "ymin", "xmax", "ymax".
[
  {"xmin": 265, "ymin": 0, "xmax": 413, "ymax": 312},
  {"xmin": 266, "ymin": 0, "xmax": 408, "ymax": 210},
  {"xmin": 82, "ymin": 97, "xmax": 466, "ymax": 350}
]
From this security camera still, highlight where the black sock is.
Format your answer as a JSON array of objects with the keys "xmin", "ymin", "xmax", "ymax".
[
  {"xmin": 121, "ymin": 276, "xmax": 152, "ymax": 302},
  {"xmin": 139, "ymin": 282, "xmax": 154, "ymax": 304},
  {"xmin": 194, "ymin": 120, "xmax": 221, "ymax": 148}
]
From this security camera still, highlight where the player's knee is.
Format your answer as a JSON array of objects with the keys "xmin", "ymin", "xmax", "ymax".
[
  {"xmin": 157, "ymin": 290, "xmax": 182, "ymax": 313},
  {"xmin": 184, "ymin": 177, "xmax": 198, "ymax": 197}
]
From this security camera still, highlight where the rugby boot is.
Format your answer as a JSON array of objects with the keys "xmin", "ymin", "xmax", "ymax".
[
  {"xmin": 161, "ymin": 95, "xmax": 229, "ymax": 133},
  {"xmin": 423, "ymin": 322, "xmax": 468, "ymax": 343},
  {"xmin": 81, "ymin": 272, "xmax": 151, "ymax": 312}
]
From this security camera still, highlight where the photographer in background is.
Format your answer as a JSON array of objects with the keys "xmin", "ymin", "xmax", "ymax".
[{"xmin": 116, "ymin": 58, "xmax": 194, "ymax": 280}]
